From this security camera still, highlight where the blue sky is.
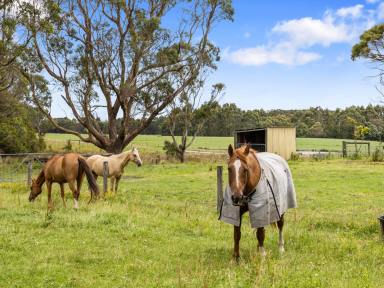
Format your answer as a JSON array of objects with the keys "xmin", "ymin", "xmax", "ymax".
[
  {"xmin": 50, "ymin": 0, "xmax": 384, "ymax": 117},
  {"xmin": 205, "ymin": 0, "xmax": 384, "ymax": 111}
]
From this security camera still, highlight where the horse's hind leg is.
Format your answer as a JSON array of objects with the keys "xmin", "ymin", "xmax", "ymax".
[
  {"xmin": 60, "ymin": 183, "xmax": 66, "ymax": 208},
  {"xmin": 277, "ymin": 214, "xmax": 285, "ymax": 254},
  {"xmin": 77, "ymin": 172, "xmax": 84, "ymax": 199},
  {"xmin": 256, "ymin": 227, "xmax": 266, "ymax": 257},
  {"xmin": 68, "ymin": 181, "xmax": 79, "ymax": 209}
]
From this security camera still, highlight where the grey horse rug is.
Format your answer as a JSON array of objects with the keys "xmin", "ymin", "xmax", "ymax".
[{"xmin": 219, "ymin": 152, "xmax": 297, "ymax": 228}]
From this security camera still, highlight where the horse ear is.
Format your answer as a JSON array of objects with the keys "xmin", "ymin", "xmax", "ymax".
[
  {"xmin": 228, "ymin": 144, "xmax": 234, "ymax": 157},
  {"xmin": 244, "ymin": 144, "xmax": 250, "ymax": 156}
]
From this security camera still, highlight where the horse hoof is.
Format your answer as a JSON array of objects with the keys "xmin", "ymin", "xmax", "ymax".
[{"xmin": 279, "ymin": 246, "xmax": 285, "ymax": 254}]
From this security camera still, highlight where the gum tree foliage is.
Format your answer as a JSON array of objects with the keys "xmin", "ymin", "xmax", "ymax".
[
  {"xmin": 22, "ymin": 0, "xmax": 234, "ymax": 153},
  {"xmin": 0, "ymin": 0, "xmax": 50, "ymax": 152},
  {"xmin": 352, "ymin": 24, "xmax": 384, "ymax": 93},
  {"xmin": 163, "ymin": 81, "xmax": 223, "ymax": 162}
]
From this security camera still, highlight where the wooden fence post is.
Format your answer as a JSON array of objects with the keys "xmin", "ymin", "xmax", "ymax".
[
  {"xmin": 27, "ymin": 160, "xmax": 33, "ymax": 186},
  {"xmin": 103, "ymin": 161, "xmax": 108, "ymax": 194},
  {"xmin": 217, "ymin": 166, "xmax": 223, "ymax": 212}
]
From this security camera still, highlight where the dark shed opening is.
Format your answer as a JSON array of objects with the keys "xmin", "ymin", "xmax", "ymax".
[{"xmin": 235, "ymin": 128, "xmax": 266, "ymax": 152}]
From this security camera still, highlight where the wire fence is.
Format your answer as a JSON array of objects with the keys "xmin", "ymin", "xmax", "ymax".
[
  {"xmin": 0, "ymin": 153, "xmax": 112, "ymax": 194},
  {"xmin": 0, "ymin": 154, "xmax": 46, "ymax": 193}
]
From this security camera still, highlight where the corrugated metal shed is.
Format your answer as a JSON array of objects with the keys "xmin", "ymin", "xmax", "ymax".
[{"xmin": 234, "ymin": 127, "xmax": 296, "ymax": 160}]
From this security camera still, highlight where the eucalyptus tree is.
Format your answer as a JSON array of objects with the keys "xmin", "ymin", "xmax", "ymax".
[
  {"xmin": 23, "ymin": 0, "xmax": 233, "ymax": 153},
  {"xmin": 163, "ymin": 81, "xmax": 222, "ymax": 162}
]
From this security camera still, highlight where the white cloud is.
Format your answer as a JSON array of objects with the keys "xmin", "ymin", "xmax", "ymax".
[
  {"xmin": 336, "ymin": 4, "xmax": 364, "ymax": 18},
  {"xmin": 225, "ymin": 4, "xmax": 377, "ymax": 67},
  {"xmin": 366, "ymin": 0, "xmax": 379, "ymax": 4},
  {"xmin": 226, "ymin": 43, "xmax": 321, "ymax": 66},
  {"xmin": 244, "ymin": 32, "xmax": 251, "ymax": 39},
  {"xmin": 272, "ymin": 16, "xmax": 351, "ymax": 47},
  {"xmin": 378, "ymin": 2, "xmax": 384, "ymax": 19}
]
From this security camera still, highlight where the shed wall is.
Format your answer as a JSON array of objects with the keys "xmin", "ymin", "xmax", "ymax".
[{"xmin": 266, "ymin": 128, "xmax": 296, "ymax": 160}]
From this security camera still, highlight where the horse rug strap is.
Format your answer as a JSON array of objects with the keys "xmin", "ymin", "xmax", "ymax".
[{"xmin": 219, "ymin": 152, "xmax": 297, "ymax": 228}]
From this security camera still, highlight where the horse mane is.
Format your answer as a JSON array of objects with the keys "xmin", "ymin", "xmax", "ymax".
[
  {"xmin": 121, "ymin": 151, "xmax": 133, "ymax": 167},
  {"xmin": 35, "ymin": 169, "xmax": 45, "ymax": 186},
  {"xmin": 234, "ymin": 145, "xmax": 256, "ymax": 163}
]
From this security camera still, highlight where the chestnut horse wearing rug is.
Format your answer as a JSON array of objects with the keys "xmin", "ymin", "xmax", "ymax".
[
  {"xmin": 219, "ymin": 144, "xmax": 297, "ymax": 259},
  {"xmin": 29, "ymin": 153, "xmax": 99, "ymax": 209}
]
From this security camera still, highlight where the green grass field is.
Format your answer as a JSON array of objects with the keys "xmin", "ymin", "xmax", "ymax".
[
  {"xmin": 43, "ymin": 133, "xmax": 384, "ymax": 154},
  {"xmin": 1, "ymin": 159, "xmax": 384, "ymax": 287}
]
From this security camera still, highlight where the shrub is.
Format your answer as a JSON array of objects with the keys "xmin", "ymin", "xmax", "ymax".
[{"xmin": 371, "ymin": 148, "xmax": 384, "ymax": 162}]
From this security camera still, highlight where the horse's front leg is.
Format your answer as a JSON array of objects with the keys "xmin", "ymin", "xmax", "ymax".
[
  {"xmin": 110, "ymin": 177, "xmax": 115, "ymax": 193},
  {"xmin": 256, "ymin": 227, "xmax": 266, "ymax": 257},
  {"xmin": 233, "ymin": 224, "xmax": 241, "ymax": 261},
  {"xmin": 46, "ymin": 181, "xmax": 53, "ymax": 211},
  {"xmin": 114, "ymin": 175, "xmax": 121, "ymax": 193}
]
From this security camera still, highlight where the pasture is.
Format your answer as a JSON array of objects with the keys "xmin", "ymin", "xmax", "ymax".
[
  {"xmin": 43, "ymin": 133, "xmax": 384, "ymax": 154},
  {"xmin": 1, "ymin": 158, "xmax": 384, "ymax": 287}
]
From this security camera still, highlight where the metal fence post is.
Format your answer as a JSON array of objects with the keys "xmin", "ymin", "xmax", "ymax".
[
  {"xmin": 103, "ymin": 161, "xmax": 108, "ymax": 194},
  {"xmin": 27, "ymin": 160, "xmax": 33, "ymax": 186},
  {"xmin": 216, "ymin": 166, "xmax": 223, "ymax": 212}
]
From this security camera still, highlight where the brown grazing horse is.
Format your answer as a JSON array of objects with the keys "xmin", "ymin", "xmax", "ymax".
[
  {"xmin": 29, "ymin": 153, "xmax": 99, "ymax": 209},
  {"xmin": 227, "ymin": 144, "xmax": 285, "ymax": 259}
]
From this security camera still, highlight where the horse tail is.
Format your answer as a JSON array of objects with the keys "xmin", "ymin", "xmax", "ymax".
[{"xmin": 78, "ymin": 157, "xmax": 100, "ymax": 202}]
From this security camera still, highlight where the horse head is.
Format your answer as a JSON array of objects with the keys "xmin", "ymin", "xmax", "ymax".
[
  {"xmin": 29, "ymin": 179, "xmax": 42, "ymax": 202},
  {"xmin": 131, "ymin": 147, "xmax": 143, "ymax": 167},
  {"xmin": 227, "ymin": 144, "xmax": 252, "ymax": 206}
]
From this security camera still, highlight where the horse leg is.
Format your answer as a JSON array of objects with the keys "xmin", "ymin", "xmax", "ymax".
[
  {"xmin": 110, "ymin": 177, "xmax": 115, "ymax": 193},
  {"xmin": 256, "ymin": 227, "xmax": 266, "ymax": 257},
  {"xmin": 47, "ymin": 181, "xmax": 53, "ymax": 211},
  {"xmin": 233, "ymin": 208, "xmax": 246, "ymax": 261},
  {"xmin": 68, "ymin": 181, "xmax": 79, "ymax": 209},
  {"xmin": 60, "ymin": 183, "xmax": 66, "ymax": 208},
  {"xmin": 77, "ymin": 172, "xmax": 84, "ymax": 200},
  {"xmin": 277, "ymin": 214, "xmax": 285, "ymax": 254},
  {"xmin": 114, "ymin": 175, "xmax": 121, "ymax": 193},
  {"xmin": 233, "ymin": 225, "xmax": 241, "ymax": 261}
]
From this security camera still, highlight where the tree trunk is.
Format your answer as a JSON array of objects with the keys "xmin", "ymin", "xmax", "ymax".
[
  {"xmin": 180, "ymin": 150, "xmax": 185, "ymax": 163},
  {"xmin": 105, "ymin": 139, "xmax": 124, "ymax": 154}
]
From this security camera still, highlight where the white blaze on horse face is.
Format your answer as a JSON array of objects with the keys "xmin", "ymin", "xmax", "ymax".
[{"xmin": 234, "ymin": 159, "xmax": 242, "ymax": 191}]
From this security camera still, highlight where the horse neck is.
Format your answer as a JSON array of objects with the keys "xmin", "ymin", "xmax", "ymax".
[
  {"xmin": 115, "ymin": 151, "xmax": 131, "ymax": 167},
  {"xmin": 245, "ymin": 152, "xmax": 261, "ymax": 193},
  {"xmin": 36, "ymin": 169, "xmax": 46, "ymax": 187}
]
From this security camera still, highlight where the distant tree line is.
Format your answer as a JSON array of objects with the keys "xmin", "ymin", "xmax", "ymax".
[{"xmin": 41, "ymin": 104, "xmax": 384, "ymax": 141}]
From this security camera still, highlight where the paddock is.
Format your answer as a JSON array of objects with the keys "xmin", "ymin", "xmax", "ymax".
[{"xmin": 0, "ymin": 158, "xmax": 383, "ymax": 287}]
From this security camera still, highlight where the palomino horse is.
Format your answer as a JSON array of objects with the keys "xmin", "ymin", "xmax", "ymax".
[
  {"xmin": 29, "ymin": 153, "xmax": 99, "ymax": 209},
  {"xmin": 226, "ymin": 144, "xmax": 296, "ymax": 259},
  {"xmin": 86, "ymin": 147, "xmax": 142, "ymax": 193}
]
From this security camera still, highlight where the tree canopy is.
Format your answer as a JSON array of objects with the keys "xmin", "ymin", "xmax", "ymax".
[{"xmin": 20, "ymin": 0, "xmax": 233, "ymax": 152}]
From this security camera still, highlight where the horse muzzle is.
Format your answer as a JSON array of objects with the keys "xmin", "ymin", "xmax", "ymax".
[{"xmin": 231, "ymin": 195, "xmax": 247, "ymax": 206}]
